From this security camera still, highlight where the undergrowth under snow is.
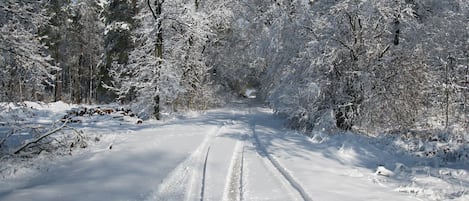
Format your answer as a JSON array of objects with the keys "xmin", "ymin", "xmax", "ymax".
[{"xmin": 308, "ymin": 131, "xmax": 469, "ymax": 200}]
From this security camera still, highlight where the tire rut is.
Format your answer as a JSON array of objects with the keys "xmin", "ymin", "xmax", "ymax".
[
  {"xmin": 150, "ymin": 124, "xmax": 225, "ymax": 201},
  {"xmin": 250, "ymin": 122, "xmax": 313, "ymax": 201},
  {"xmin": 222, "ymin": 138, "xmax": 246, "ymax": 201},
  {"xmin": 200, "ymin": 146, "xmax": 211, "ymax": 201}
]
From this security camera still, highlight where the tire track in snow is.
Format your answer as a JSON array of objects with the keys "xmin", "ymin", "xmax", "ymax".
[
  {"xmin": 222, "ymin": 136, "xmax": 246, "ymax": 201},
  {"xmin": 251, "ymin": 123, "xmax": 314, "ymax": 201},
  {"xmin": 200, "ymin": 146, "xmax": 210, "ymax": 201},
  {"xmin": 147, "ymin": 124, "xmax": 225, "ymax": 201},
  {"xmin": 239, "ymin": 145, "xmax": 245, "ymax": 201}
]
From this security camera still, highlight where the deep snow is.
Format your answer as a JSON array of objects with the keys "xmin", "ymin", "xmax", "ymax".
[{"xmin": 0, "ymin": 101, "xmax": 468, "ymax": 201}]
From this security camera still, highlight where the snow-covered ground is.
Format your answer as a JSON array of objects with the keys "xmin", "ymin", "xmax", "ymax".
[{"xmin": 0, "ymin": 101, "xmax": 468, "ymax": 201}]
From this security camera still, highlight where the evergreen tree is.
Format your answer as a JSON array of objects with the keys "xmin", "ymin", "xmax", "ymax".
[
  {"xmin": 39, "ymin": 0, "xmax": 71, "ymax": 101},
  {"xmin": 0, "ymin": 0, "xmax": 55, "ymax": 102},
  {"xmin": 99, "ymin": 0, "xmax": 136, "ymax": 102},
  {"xmin": 40, "ymin": 0, "xmax": 104, "ymax": 104}
]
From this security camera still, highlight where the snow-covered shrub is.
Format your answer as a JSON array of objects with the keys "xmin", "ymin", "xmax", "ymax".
[{"xmin": 391, "ymin": 130, "xmax": 469, "ymax": 163}]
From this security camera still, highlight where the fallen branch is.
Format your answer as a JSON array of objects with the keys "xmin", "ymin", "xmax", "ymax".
[
  {"xmin": 14, "ymin": 120, "xmax": 69, "ymax": 155},
  {"xmin": 66, "ymin": 125, "xmax": 88, "ymax": 150},
  {"xmin": 0, "ymin": 129, "xmax": 14, "ymax": 148}
]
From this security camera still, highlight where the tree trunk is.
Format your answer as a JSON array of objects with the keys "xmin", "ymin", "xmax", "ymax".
[
  {"xmin": 195, "ymin": 0, "xmax": 199, "ymax": 10},
  {"xmin": 148, "ymin": 0, "xmax": 164, "ymax": 120},
  {"xmin": 56, "ymin": 80, "xmax": 62, "ymax": 102},
  {"xmin": 18, "ymin": 76, "xmax": 23, "ymax": 102},
  {"xmin": 54, "ymin": 45, "xmax": 62, "ymax": 102},
  {"xmin": 393, "ymin": 17, "xmax": 400, "ymax": 46},
  {"xmin": 445, "ymin": 56, "xmax": 454, "ymax": 129}
]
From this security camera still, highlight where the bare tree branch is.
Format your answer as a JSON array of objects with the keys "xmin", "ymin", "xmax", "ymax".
[
  {"xmin": 147, "ymin": 0, "xmax": 157, "ymax": 20},
  {"xmin": 14, "ymin": 120, "xmax": 69, "ymax": 155}
]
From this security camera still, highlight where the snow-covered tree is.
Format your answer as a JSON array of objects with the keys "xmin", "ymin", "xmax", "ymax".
[
  {"xmin": 99, "ymin": 0, "xmax": 137, "ymax": 102},
  {"xmin": 39, "ymin": 0, "xmax": 71, "ymax": 101},
  {"xmin": 40, "ymin": 0, "xmax": 105, "ymax": 104},
  {"xmin": 0, "ymin": 0, "xmax": 56, "ymax": 102},
  {"xmin": 413, "ymin": 0, "xmax": 469, "ymax": 133},
  {"xmin": 256, "ymin": 0, "xmax": 469, "ymax": 136},
  {"xmin": 77, "ymin": 0, "xmax": 105, "ymax": 104},
  {"xmin": 107, "ymin": 0, "xmax": 226, "ymax": 119}
]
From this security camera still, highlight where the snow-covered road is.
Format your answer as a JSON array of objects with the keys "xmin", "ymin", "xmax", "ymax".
[{"xmin": 1, "ymin": 102, "xmax": 465, "ymax": 201}]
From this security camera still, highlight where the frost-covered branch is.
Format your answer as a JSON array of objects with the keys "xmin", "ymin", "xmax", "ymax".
[{"xmin": 13, "ymin": 120, "xmax": 69, "ymax": 155}]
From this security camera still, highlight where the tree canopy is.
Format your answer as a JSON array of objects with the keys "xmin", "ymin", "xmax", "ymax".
[{"xmin": 1, "ymin": 0, "xmax": 468, "ymax": 135}]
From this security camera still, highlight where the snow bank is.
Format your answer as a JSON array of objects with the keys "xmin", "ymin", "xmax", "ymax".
[
  {"xmin": 0, "ymin": 101, "xmax": 143, "ymax": 180},
  {"xmin": 303, "ymin": 131, "xmax": 469, "ymax": 201}
]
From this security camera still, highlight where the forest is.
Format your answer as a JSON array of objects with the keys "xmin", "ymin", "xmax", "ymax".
[{"xmin": 1, "ymin": 0, "xmax": 469, "ymax": 138}]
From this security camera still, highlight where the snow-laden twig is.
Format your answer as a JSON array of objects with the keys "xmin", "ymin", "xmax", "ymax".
[{"xmin": 13, "ymin": 120, "xmax": 69, "ymax": 155}]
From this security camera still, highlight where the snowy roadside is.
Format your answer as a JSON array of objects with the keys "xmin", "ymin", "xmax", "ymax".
[
  {"xmin": 251, "ymin": 107, "xmax": 469, "ymax": 201},
  {"xmin": 0, "ymin": 102, "xmax": 468, "ymax": 201},
  {"xmin": 0, "ymin": 103, "xmax": 234, "ymax": 201},
  {"xmin": 0, "ymin": 101, "xmax": 149, "ymax": 180}
]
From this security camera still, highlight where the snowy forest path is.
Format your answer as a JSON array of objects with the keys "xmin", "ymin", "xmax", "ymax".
[
  {"xmin": 149, "ymin": 121, "xmax": 226, "ymax": 201},
  {"xmin": 0, "ymin": 101, "xmax": 445, "ymax": 201},
  {"xmin": 0, "ymin": 102, "xmax": 318, "ymax": 201},
  {"xmin": 241, "ymin": 106, "xmax": 312, "ymax": 201},
  {"xmin": 222, "ymin": 137, "xmax": 245, "ymax": 201},
  {"xmin": 0, "ymin": 121, "xmax": 219, "ymax": 201},
  {"xmin": 146, "ymin": 101, "xmax": 310, "ymax": 201}
]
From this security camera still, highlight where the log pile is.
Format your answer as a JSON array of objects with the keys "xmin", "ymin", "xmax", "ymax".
[{"xmin": 61, "ymin": 107, "xmax": 137, "ymax": 123}]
